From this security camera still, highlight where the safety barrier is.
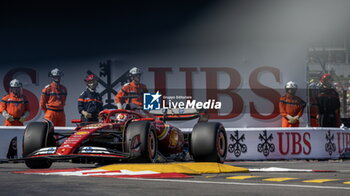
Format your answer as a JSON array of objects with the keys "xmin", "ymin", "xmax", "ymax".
[
  {"xmin": 1, "ymin": 126, "xmax": 349, "ymax": 161},
  {"xmin": 224, "ymin": 127, "xmax": 350, "ymax": 160}
]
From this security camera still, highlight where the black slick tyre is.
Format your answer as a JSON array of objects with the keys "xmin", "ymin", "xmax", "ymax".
[
  {"xmin": 23, "ymin": 122, "xmax": 53, "ymax": 169},
  {"xmin": 191, "ymin": 122, "xmax": 227, "ymax": 162},
  {"xmin": 125, "ymin": 121, "xmax": 158, "ymax": 163}
]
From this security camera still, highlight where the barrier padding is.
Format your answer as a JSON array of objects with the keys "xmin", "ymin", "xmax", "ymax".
[{"xmin": 95, "ymin": 162, "xmax": 249, "ymax": 174}]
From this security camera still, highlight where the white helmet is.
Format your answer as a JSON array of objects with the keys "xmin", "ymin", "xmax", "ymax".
[
  {"xmin": 285, "ymin": 81, "xmax": 297, "ymax": 89},
  {"xmin": 129, "ymin": 67, "xmax": 142, "ymax": 76},
  {"xmin": 10, "ymin": 79, "xmax": 22, "ymax": 88},
  {"xmin": 49, "ymin": 68, "xmax": 64, "ymax": 77}
]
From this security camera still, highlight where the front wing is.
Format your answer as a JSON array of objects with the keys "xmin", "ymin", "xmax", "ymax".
[{"xmin": 21, "ymin": 147, "xmax": 131, "ymax": 161}]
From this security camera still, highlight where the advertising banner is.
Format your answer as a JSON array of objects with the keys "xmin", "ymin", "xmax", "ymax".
[
  {"xmin": 0, "ymin": 57, "xmax": 307, "ymax": 128},
  {"xmin": 226, "ymin": 127, "xmax": 350, "ymax": 160}
]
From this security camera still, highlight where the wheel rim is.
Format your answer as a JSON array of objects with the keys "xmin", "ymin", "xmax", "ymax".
[
  {"xmin": 147, "ymin": 130, "xmax": 156, "ymax": 159},
  {"xmin": 216, "ymin": 130, "xmax": 226, "ymax": 157}
]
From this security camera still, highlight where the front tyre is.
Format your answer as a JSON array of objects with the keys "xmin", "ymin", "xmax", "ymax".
[
  {"xmin": 125, "ymin": 121, "xmax": 158, "ymax": 163},
  {"xmin": 191, "ymin": 122, "xmax": 227, "ymax": 163},
  {"xmin": 23, "ymin": 122, "xmax": 53, "ymax": 169}
]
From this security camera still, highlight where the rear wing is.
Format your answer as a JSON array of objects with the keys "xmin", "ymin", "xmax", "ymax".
[{"xmin": 149, "ymin": 109, "xmax": 208, "ymax": 122}]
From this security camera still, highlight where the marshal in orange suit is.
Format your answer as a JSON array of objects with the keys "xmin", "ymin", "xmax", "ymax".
[{"xmin": 279, "ymin": 81, "xmax": 306, "ymax": 127}]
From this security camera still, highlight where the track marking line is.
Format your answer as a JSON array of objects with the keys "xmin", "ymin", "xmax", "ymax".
[
  {"xmin": 118, "ymin": 178, "xmax": 350, "ymax": 190},
  {"xmin": 249, "ymin": 167, "xmax": 335, "ymax": 172},
  {"xmin": 262, "ymin": 178, "xmax": 298, "ymax": 182},
  {"xmin": 226, "ymin": 176, "xmax": 261, "ymax": 180},
  {"xmin": 302, "ymin": 179, "xmax": 341, "ymax": 183}
]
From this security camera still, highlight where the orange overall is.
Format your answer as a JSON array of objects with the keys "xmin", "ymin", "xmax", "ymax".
[
  {"xmin": 115, "ymin": 81, "xmax": 148, "ymax": 107},
  {"xmin": 0, "ymin": 92, "xmax": 29, "ymax": 126},
  {"xmin": 279, "ymin": 94, "xmax": 306, "ymax": 127},
  {"xmin": 40, "ymin": 82, "xmax": 67, "ymax": 126}
]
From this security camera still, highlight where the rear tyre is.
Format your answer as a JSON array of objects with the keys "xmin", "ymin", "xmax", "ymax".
[
  {"xmin": 191, "ymin": 122, "xmax": 227, "ymax": 163},
  {"xmin": 125, "ymin": 121, "xmax": 158, "ymax": 163},
  {"xmin": 23, "ymin": 122, "xmax": 53, "ymax": 169}
]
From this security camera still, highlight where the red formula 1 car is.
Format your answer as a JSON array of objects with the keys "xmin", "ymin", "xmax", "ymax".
[{"xmin": 22, "ymin": 109, "xmax": 227, "ymax": 169}]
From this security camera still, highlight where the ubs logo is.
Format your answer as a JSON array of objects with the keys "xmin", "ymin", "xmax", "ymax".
[
  {"xmin": 325, "ymin": 130, "xmax": 336, "ymax": 156},
  {"xmin": 257, "ymin": 130, "xmax": 275, "ymax": 157},
  {"xmin": 228, "ymin": 131, "xmax": 247, "ymax": 157}
]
